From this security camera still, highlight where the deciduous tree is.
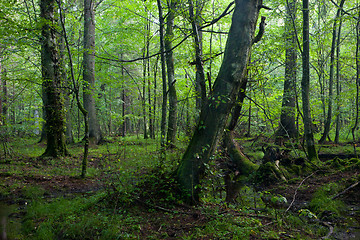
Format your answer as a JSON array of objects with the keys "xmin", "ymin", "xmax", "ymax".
[{"xmin": 177, "ymin": 0, "xmax": 262, "ymax": 203}]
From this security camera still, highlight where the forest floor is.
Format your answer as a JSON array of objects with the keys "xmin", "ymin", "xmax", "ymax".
[{"xmin": 0, "ymin": 136, "xmax": 360, "ymax": 239}]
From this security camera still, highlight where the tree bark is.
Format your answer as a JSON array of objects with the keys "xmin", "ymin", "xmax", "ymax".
[
  {"xmin": 0, "ymin": 52, "xmax": 3, "ymax": 125},
  {"xmin": 319, "ymin": 0, "xmax": 346, "ymax": 143},
  {"xmin": 157, "ymin": 0, "xmax": 167, "ymax": 148},
  {"xmin": 224, "ymin": 78, "xmax": 258, "ymax": 202},
  {"xmin": 142, "ymin": 46, "xmax": 148, "ymax": 139},
  {"xmin": 58, "ymin": 0, "xmax": 89, "ymax": 178},
  {"xmin": 351, "ymin": 8, "xmax": 360, "ymax": 147},
  {"xmin": 301, "ymin": 0, "xmax": 318, "ymax": 162},
  {"xmin": 40, "ymin": 0, "xmax": 68, "ymax": 157},
  {"xmin": 58, "ymin": 17, "xmax": 74, "ymax": 144},
  {"xmin": 335, "ymin": 10, "xmax": 343, "ymax": 144},
  {"xmin": 176, "ymin": 0, "xmax": 261, "ymax": 204},
  {"xmin": 188, "ymin": 0, "xmax": 206, "ymax": 112},
  {"xmin": 83, "ymin": 0, "xmax": 102, "ymax": 145},
  {"xmin": 277, "ymin": 0, "xmax": 297, "ymax": 140},
  {"xmin": 165, "ymin": 0, "xmax": 178, "ymax": 148}
]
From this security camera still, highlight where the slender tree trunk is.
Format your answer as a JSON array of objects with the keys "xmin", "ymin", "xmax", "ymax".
[
  {"xmin": 152, "ymin": 59, "xmax": 158, "ymax": 139},
  {"xmin": 121, "ymin": 59, "xmax": 126, "ymax": 137},
  {"xmin": 277, "ymin": 0, "xmax": 297, "ymax": 140},
  {"xmin": 319, "ymin": 0, "xmax": 346, "ymax": 143},
  {"xmin": 2, "ymin": 73, "xmax": 6, "ymax": 125},
  {"xmin": 83, "ymin": 0, "xmax": 102, "ymax": 145},
  {"xmin": 352, "ymin": 9, "xmax": 360, "ymax": 148},
  {"xmin": 176, "ymin": 0, "xmax": 261, "ymax": 203},
  {"xmin": 40, "ymin": 0, "xmax": 68, "ymax": 157},
  {"xmin": 157, "ymin": 0, "xmax": 167, "ymax": 148},
  {"xmin": 58, "ymin": 19, "xmax": 74, "ymax": 144},
  {"xmin": 0, "ymin": 52, "xmax": 3, "ymax": 125},
  {"xmin": 58, "ymin": 0, "xmax": 89, "ymax": 178},
  {"xmin": 142, "ymin": 52, "xmax": 148, "ymax": 139},
  {"xmin": 165, "ymin": 0, "xmax": 177, "ymax": 148},
  {"xmin": 188, "ymin": 0, "xmax": 206, "ymax": 111},
  {"xmin": 301, "ymin": 0, "xmax": 318, "ymax": 162},
  {"xmin": 142, "ymin": 12, "xmax": 149, "ymax": 140},
  {"xmin": 335, "ymin": 11, "xmax": 343, "ymax": 144},
  {"xmin": 148, "ymin": 48, "xmax": 154, "ymax": 139}
]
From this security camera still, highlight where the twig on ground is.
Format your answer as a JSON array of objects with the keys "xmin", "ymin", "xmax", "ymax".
[
  {"xmin": 285, "ymin": 171, "xmax": 318, "ymax": 213},
  {"xmin": 332, "ymin": 181, "xmax": 359, "ymax": 200},
  {"xmin": 320, "ymin": 221, "xmax": 334, "ymax": 239}
]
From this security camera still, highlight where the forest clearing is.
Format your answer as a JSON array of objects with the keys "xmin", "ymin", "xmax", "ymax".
[{"xmin": 1, "ymin": 0, "xmax": 360, "ymax": 239}]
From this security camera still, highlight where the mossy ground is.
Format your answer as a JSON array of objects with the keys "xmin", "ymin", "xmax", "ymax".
[{"xmin": 0, "ymin": 136, "xmax": 359, "ymax": 239}]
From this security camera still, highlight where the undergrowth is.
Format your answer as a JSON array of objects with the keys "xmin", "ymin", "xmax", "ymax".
[{"xmin": 2, "ymin": 136, "xmax": 358, "ymax": 239}]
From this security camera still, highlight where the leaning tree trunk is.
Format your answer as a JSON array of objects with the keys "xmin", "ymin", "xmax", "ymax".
[
  {"xmin": 176, "ymin": 0, "xmax": 262, "ymax": 204},
  {"xmin": 277, "ymin": 0, "xmax": 297, "ymax": 140},
  {"xmin": 165, "ymin": 0, "xmax": 178, "ymax": 148},
  {"xmin": 83, "ymin": 0, "xmax": 102, "ymax": 145},
  {"xmin": 41, "ymin": 0, "xmax": 68, "ymax": 158},
  {"xmin": 319, "ymin": 0, "xmax": 346, "ymax": 143}
]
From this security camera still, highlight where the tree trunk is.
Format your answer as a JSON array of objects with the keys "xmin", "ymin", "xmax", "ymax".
[
  {"xmin": 277, "ymin": 0, "xmax": 297, "ymax": 140},
  {"xmin": 165, "ymin": 0, "xmax": 178, "ymax": 148},
  {"xmin": 319, "ymin": 0, "xmax": 346, "ymax": 143},
  {"xmin": 0, "ymin": 53, "xmax": 3, "ymax": 125},
  {"xmin": 335, "ymin": 10, "xmax": 343, "ymax": 144},
  {"xmin": 40, "ymin": 0, "xmax": 68, "ymax": 157},
  {"xmin": 59, "ymin": 20, "xmax": 74, "ymax": 144},
  {"xmin": 83, "ymin": 0, "xmax": 102, "ymax": 145},
  {"xmin": 58, "ymin": 0, "xmax": 89, "ymax": 178},
  {"xmin": 176, "ymin": 0, "xmax": 261, "ymax": 204},
  {"xmin": 157, "ymin": 0, "xmax": 167, "ymax": 148},
  {"xmin": 142, "ymin": 50, "xmax": 148, "ymax": 139},
  {"xmin": 223, "ymin": 78, "xmax": 258, "ymax": 202},
  {"xmin": 352, "ymin": 8, "xmax": 360, "ymax": 148},
  {"xmin": 301, "ymin": 0, "xmax": 318, "ymax": 162},
  {"xmin": 151, "ymin": 58, "xmax": 158, "ymax": 139},
  {"xmin": 148, "ymin": 46, "xmax": 154, "ymax": 139},
  {"xmin": 188, "ymin": 0, "xmax": 206, "ymax": 112},
  {"xmin": 121, "ymin": 60, "xmax": 126, "ymax": 137}
]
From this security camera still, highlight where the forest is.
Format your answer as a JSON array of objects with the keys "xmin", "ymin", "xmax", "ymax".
[{"xmin": 0, "ymin": 0, "xmax": 360, "ymax": 239}]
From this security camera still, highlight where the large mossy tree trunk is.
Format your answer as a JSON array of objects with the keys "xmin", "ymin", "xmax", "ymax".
[
  {"xmin": 40, "ymin": 0, "xmax": 68, "ymax": 158},
  {"xmin": 83, "ymin": 0, "xmax": 102, "ymax": 145},
  {"xmin": 176, "ymin": 0, "xmax": 261, "ymax": 204},
  {"xmin": 277, "ymin": 0, "xmax": 297, "ymax": 140},
  {"xmin": 223, "ymin": 79, "xmax": 258, "ymax": 202},
  {"xmin": 165, "ymin": 0, "xmax": 178, "ymax": 148}
]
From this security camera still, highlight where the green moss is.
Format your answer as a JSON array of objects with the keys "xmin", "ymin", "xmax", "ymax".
[
  {"xmin": 254, "ymin": 162, "xmax": 288, "ymax": 186},
  {"xmin": 309, "ymin": 183, "xmax": 345, "ymax": 219}
]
